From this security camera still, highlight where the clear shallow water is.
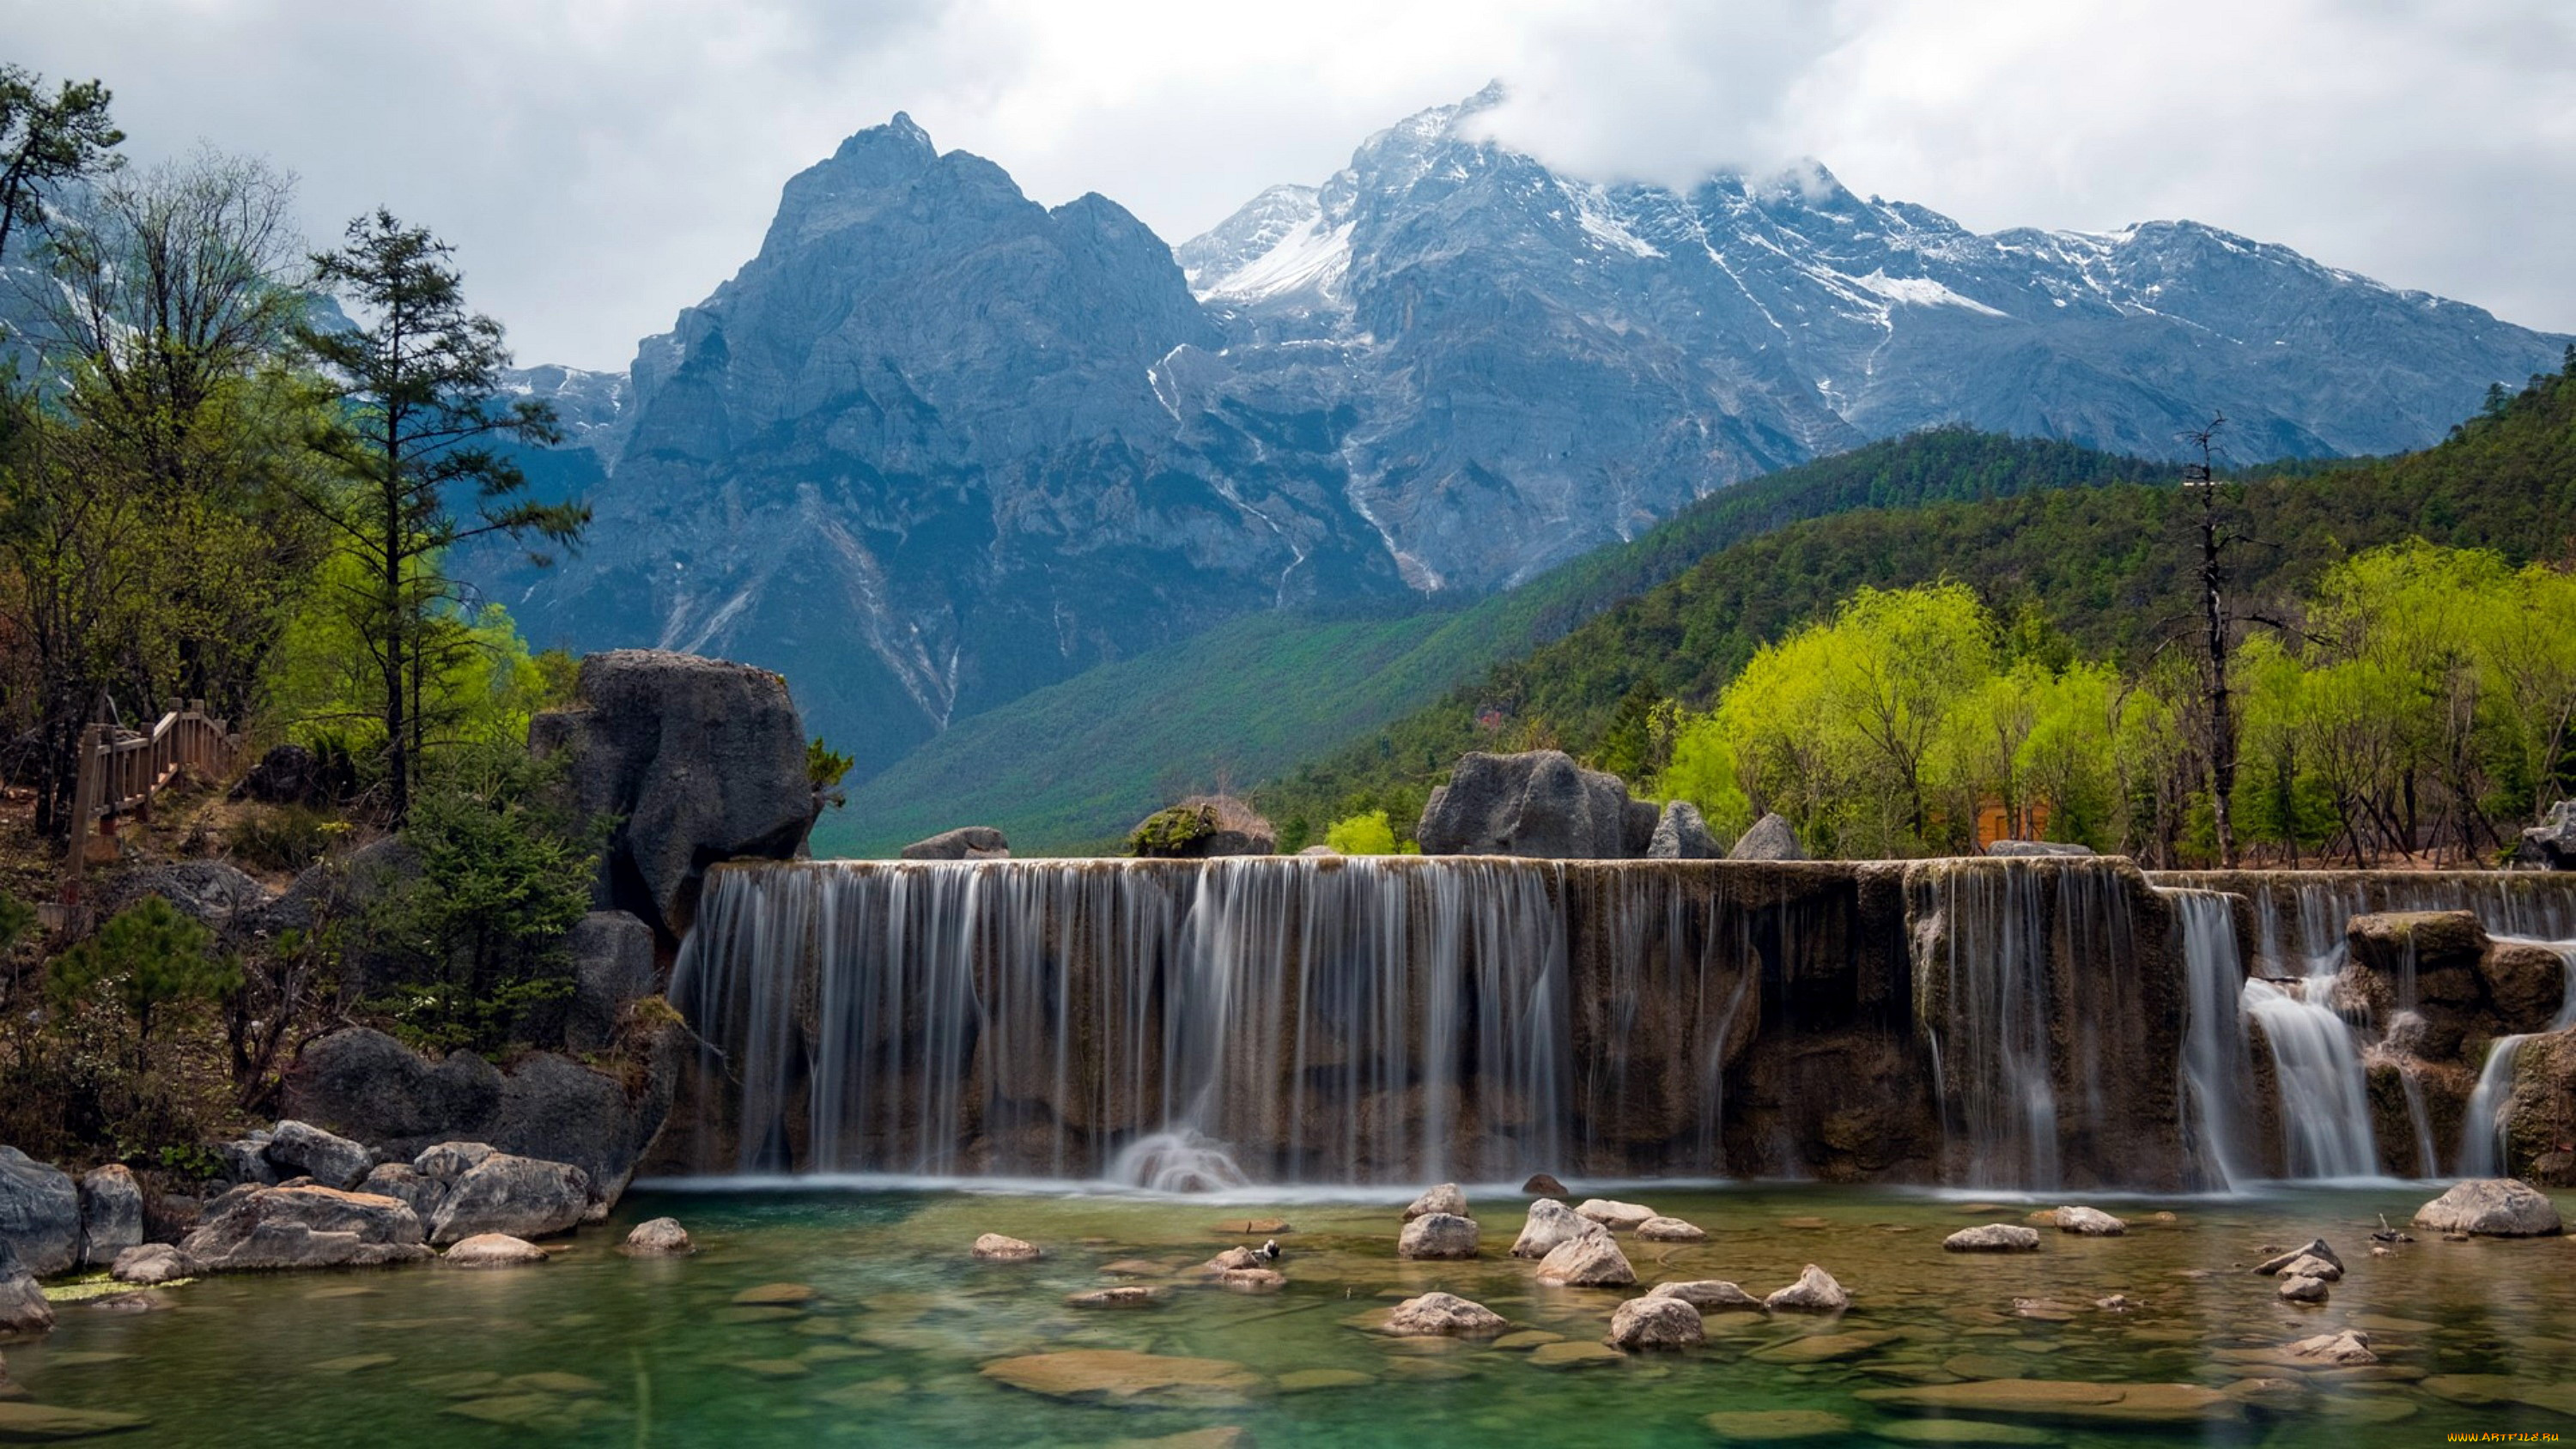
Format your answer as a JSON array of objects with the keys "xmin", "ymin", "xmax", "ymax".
[{"xmin": 13, "ymin": 1183, "xmax": 2576, "ymax": 1446}]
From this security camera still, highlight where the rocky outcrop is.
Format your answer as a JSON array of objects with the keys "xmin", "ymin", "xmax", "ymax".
[
  {"xmin": 2342, "ymin": 912, "xmax": 2561, "ymax": 1062},
  {"xmin": 1416, "ymin": 752, "xmax": 1649, "ymax": 859},
  {"xmin": 427, "ymin": 1156, "xmax": 592, "ymax": 1246},
  {"xmin": 1945, "ymin": 1223, "xmax": 2042, "ymax": 1252},
  {"xmin": 1605, "ymin": 1296, "xmax": 1704, "ymax": 1350},
  {"xmin": 528, "ymin": 649, "xmax": 815, "ymax": 939},
  {"xmin": 280, "ymin": 1027, "xmax": 677, "ymax": 1207},
  {"xmin": 1396, "ymin": 1213, "xmax": 1479, "ymax": 1259},
  {"xmin": 76, "ymin": 1167, "xmax": 143, "ymax": 1268},
  {"xmin": 566, "ymin": 911, "xmax": 657, "ymax": 1052},
  {"xmin": 263, "ymin": 1120, "xmax": 375, "ymax": 1191},
  {"xmin": 2518, "ymin": 800, "xmax": 2576, "ymax": 869},
  {"xmin": 1648, "ymin": 801, "xmax": 1719, "ymax": 860},
  {"xmin": 0, "ymin": 1149, "xmax": 79, "ymax": 1276},
  {"xmin": 91, "ymin": 860, "xmax": 271, "ymax": 943},
  {"xmin": 358, "ymin": 1163, "xmax": 441, "ymax": 1220},
  {"xmin": 179, "ymin": 1185, "xmax": 431, "ymax": 1271},
  {"xmin": 1382, "ymin": 1291, "xmax": 1508, "ymax": 1337},
  {"xmin": 2413, "ymin": 1179, "xmax": 2561, "ymax": 1236},
  {"xmin": 0, "ymin": 1240, "xmax": 50, "ymax": 1336},
  {"xmin": 902, "ymin": 827, "xmax": 1010, "ymax": 861},
  {"xmin": 1728, "ymin": 814, "xmax": 1804, "ymax": 861}
]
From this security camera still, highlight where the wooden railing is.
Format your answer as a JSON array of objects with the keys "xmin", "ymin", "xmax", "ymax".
[{"xmin": 65, "ymin": 700, "xmax": 242, "ymax": 869}]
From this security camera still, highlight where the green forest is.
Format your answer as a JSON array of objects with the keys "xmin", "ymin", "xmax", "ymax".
[{"xmin": 1257, "ymin": 361, "xmax": 2576, "ymax": 864}]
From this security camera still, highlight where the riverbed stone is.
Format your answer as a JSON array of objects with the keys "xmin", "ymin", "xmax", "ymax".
[
  {"xmin": 2412, "ymin": 1179, "xmax": 2561, "ymax": 1236},
  {"xmin": 2277, "ymin": 1252, "xmax": 2342, "ymax": 1282},
  {"xmin": 179, "ymin": 1185, "xmax": 429, "ymax": 1271},
  {"xmin": 428, "ymin": 1155, "xmax": 591, "ymax": 1246},
  {"xmin": 1574, "ymin": 1198, "xmax": 1655, "ymax": 1231},
  {"xmin": 1397, "ymin": 1212, "xmax": 1479, "ymax": 1260},
  {"xmin": 1216, "ymin": 1267, "xmax": 1284, "ymax": 1294},
  {"xmin": 263, "ymin": 1120, "xmax": 376, "ymax": 1191},
  {"xmin": 623, "ymin": 1218, "xmax": 693, "ymax": 1255},
  {"xmin": 444, "ymin": 1234, "xmax": 550, "ymax": 1268},
  {"xmin": 1749, "ymin": 1329, "xmax": 1901, "ymax": 1363},
  {"xmin": 2054, "ymin": 1205, "xmax": 2127, "ymax": 1236},
  {"xmin": 1510, "ymin": 1199, "xmax": 1603, "ymax": 1258},
  {"xmin": 1945, "ymin": 1223, "xmax": 2042, "ymax": 1252},
  {"xmin": 0, "ymin": 1241, "xmax": 50, "ymax": 1336},
  {"xmin": 1201, "ymin": 1246, "xmax": 1261, "ymax": 1272},
  {"xmin": 0, "ymin": 1149, "xmax": 80, "ymax": 1276},
  {"xmin": 1764, "ymin": 1264, "xmax": 1849, "ymax": 1313},
  {"xmin": 1701, "ymin": 1409, "xmax": 1853, "ymax": 1440},
  {"xmin": 1535, "ymin": 1231, "xmax": 1636, "ymax": 1288},
  {"xmin": 1402, "ymin": 1183, "xmax": 1468, "ymax": 1221},
  {"xmin": 1647, "ymin": 1279, "xmax": 1765, "ymax": 1313},
  {"xmin": 1604, "ymin": 1295, "xmax": 1704, "ymax": 1350},
  {"xmin": 107, "ymin": 1243, "xmax": 194, "ymax": 1285},
  {"xmin": 75, "ymin": 1166, "xmax": 143, "ymax": 1268},
  {"xmin": 1067, "ymin": 1286, "xmax": 1166, "ymax": 1309},
  {"xmin": 0, "ymin": 1403, "xmax": 149, "ymax": 1438},
  {"xmin": 1382, "ymin": 1291, "xmax": 1508, "ymax": 1337},
  {"xmin": 1634, "ymin": 1216, "xmax": 1705, "ymax": 1242},
  {"xmin": 979, "ymin": 1349, "xmax": 1260, "ymax": 1404},
  {"xmin": 2252, "ymin": 1239, "xmax": 2344, "ymax": 1275},
  {"xmin": 1855, "ymin": 1379, "xmax": 2240, "ymax": 1425},
  {"xmin": 1528, "ymin": 1340, "xmax": 1624, "ymax": 1367},
  {"xmin": 971, "ymin": 1234, "xmax": 1042, "ymax": 1263},
  {"xmin": 2287, "ymin": 1330, "xmax": 2377, "ymax": 1365},
  {"xmin": 2276, "ymin": 1275, "xmax": 2330, "ymax": 1303}
]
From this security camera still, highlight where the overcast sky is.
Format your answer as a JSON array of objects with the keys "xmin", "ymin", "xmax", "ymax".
[{"xmin": 13, "ymin": 0, "xmax": 2571, "ymax": 370}]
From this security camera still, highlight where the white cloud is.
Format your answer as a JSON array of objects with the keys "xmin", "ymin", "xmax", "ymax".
[{"xmin": 6, "ymin": 0, "xmax": 2568, "ymax": 368}]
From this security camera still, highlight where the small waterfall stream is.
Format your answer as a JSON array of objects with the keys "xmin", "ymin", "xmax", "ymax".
[
  {"xmin": 2167, "ymin": 890, "xmax": 2257, "ymax": 1190},
  {"xmin": 2457, "ymin": 940, "xmax": 2576, "ymax": 1177}
]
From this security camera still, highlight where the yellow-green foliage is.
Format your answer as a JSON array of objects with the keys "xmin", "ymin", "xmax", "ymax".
[{"xmin": 1325, "ymin": 809, "xmax": 1398, "ymax": 855}]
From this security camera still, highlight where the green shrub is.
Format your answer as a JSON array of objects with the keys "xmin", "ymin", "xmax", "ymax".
[
  {"xmin": 228, "ymin": 803, "xmax": 347, "ymax": 872},
  {"xmin": 1126, "ymin": 803, "xmax": 1214, "ymax": 857},
  {"xmin": 1325, "ymin": 809, "xmax": 1397, "ymax": 855},
  {"xmin": 47, "ymin": 897, "xmax": 236, "ymax": 1066}
]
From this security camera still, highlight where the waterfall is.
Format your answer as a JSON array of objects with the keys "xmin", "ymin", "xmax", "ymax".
[
  {"xmin": 2243, "ymin": 973, "xmax": 2380, "ymax": 1179},
  {"xmin": 2166, "ymin": 889, "xmax": 2257, "ymax": 1190},
  {"xmin": 2457, "ymin": 940, "xmax": 2576, "ymax": 1177}
]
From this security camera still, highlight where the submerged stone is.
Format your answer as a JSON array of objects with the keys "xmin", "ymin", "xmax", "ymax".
[
  {"xmin": 1873, "ymin": 1418, "xmax": 2057, "ymax": 1444},
  {"xmin": 1382, "ymin": 1291, "xmax": 1508, "ymax": 1337},
  {"xmin": 1700, "ymin": 1409, "xmax": 1853, "ymax": 1441},
  {"xmin": 1856, "ymin": 1379, "xmax": 2241, "ymax": 1425},
  {"xmin": 1943, "ymin": 1224, "xmax": 2041, "ymax": 1252},
  {"xmin": 1066, "ymin": 1286, "xmax": 1166, "ymax": 1309},
  {"xmin": 1747, "ymin": 1329, "xmax": 1899, "ymax": 1363},
  {"xmin": 980, "ymin": 1349, "xmax": 1261, "ymax": 1404},
  {"xmin": 622, "ymin": 1218, "xmax": 693, "ymax": 1256},
  {"xmin": 1528, "ymin": 1340, "xmax": 1624, "ymax": 1367},
  {"xmin": 1647, "ymin": 1279, "xmax": 1765, "ymax": 1312}
]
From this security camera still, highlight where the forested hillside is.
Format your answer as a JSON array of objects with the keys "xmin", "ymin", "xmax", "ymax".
[
  {"xmin": 820, "ymin": 430, "xmax": 2176, "ymax": 853},
  {"xmin": 1255, "ymin": 361, "xmax": 2576, "ymax": 847}
]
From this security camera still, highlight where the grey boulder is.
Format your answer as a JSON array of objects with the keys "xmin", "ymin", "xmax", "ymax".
[
  {"xmin": 623, "ymin": 1218, "xmax": 694, "ymax": 1256},
  {"xmin": 1382, "ymin": 1291, "xmax": 1509, "ymax": 1337},
  {"xmin": 2518, "ymin": 800, "xmax": 2576, "ymax": 870},
  {"xmin": 566, "ymin": 911, "xmax": 657, "ymax": 1052},
  {"xmin": 0, "ymin": 1149, "xmax": 80, "ymax": 1276},
  {"xmin": 427, "ymin": 1155, "xmax": 592, "ymax": 1246},
  {"xmin": 1402, "ymin": 1183, "xmax": 1469, "ymax": 1221},
  {"xmin": 443, "ymin": 1234, "xmax": 550, "ymax": 1269},
  {"xmin": 1728, "ymin": 813, "xmax": 1805, "ymax": 862},
  {"xmin": 1647, "ymin": 800, "xmax": 1721, "ymax": 859},
  {"xmin": 108, "ymin": 1243, "xmax": 195, "ymax": 1286},
  {"xmin": 263, "ymin": 1120, "xmax": 375, "ymax": 1191},
  {"xmin": 1646, "ymin": 1280, "xmax": 1765, "ymax": 1313},
  {"xmin": 1943, "ymin": 1223, "xmax": 2042, "ymax": 1252},
  {"xmin": 357, "ymin": 1163, "xmax": 444, "ymax": 1222},
  {"xmin": 1984, "ymin": 840, "xmax": 2096, "ymax": 858},
  {"xmin": 528, "ymin": 649, "xmax": 815, "ymax": 940},
  {"xmin": 179, "ymin": 1185, "xmax": 430, "ymax": 1271},
  {"xmin": 1510, "ymin": 1198, "xmax": 1603, "ymax": 1259},
  {"xmin": 900, "ymin": 827, "xmax": 1010, "ymax": 860},
  {"xmin": 76, "ymin": 1166, "xmax": 143, "ymax": 1268},
  {"xmin": 1606, "ymin": 1295, "xmax": 1704, "ymax": 1350},
  {"xmin": 1416, "ymin": 751, "xmax": 1646, "ymax": 859},
  {"xmin": 1397, "ymin": 1212, "xmax": 1480, "ymax": 1260},
  {"xmin": 0, "ymin": 1240, "xmax": 51, "ymax": 1336},
  {"xmin": 1764, "ymin": 1264, "xmax": 1849, "ymax": 1312},
  {"xmin": 1534, "ymin": 1232, "xmax": 1635, "ymax": 1288},
  {"xmin": 2413, "ymin": 1179, "xmax": 2561, "ymax": 1237}
]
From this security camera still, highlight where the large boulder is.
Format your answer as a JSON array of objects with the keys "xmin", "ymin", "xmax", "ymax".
[
  {"xmin": 232, "ymin": 743, "xmax": 327, "ymax": 806},
  {"xmin": 0, "ymin": 1149, "xmax": 79, "ymax": 1276},
  {"xmin": 280, "ymin": 1027, "xmax": 679, "ymax": 1208},
  {"xmin": 2413, "ymin": 1179, "xmax": 2561, "ymax": 1237},
  {"xmin": 76, "ymin": 1166, "xmax": 143, "ymax": 1267},
  {"xmin": 0, "ymin": 1240, "xmax": 50, "ymax": 1336},
  {"xmin": 107, "ymin": 1243, "xmax": 194, "ymax": 1286},
  {"xmin": 92, "ymin": 861, "xmax": 271, "ymax": 943},
  {"xmin": 262, "ymin": 1120, "xmax": 375, "ymax": 1191},
  {"xmin": 565, "ymin": 911, "xmax": 657, "ymax": 1052},
  {"xmin": 1126, "ymin": 797, "xmax": 1275, "ymax": 858},
  {"xmin": 426, "ymin": 1155, "xmax": 592, "ymax": 1246},
  {"xmin": 1416, "ymin": 751, "xmax": 1646, "ymax": 859},
  {"xmin": 1647, "ymin": 800, "xmax": 1721, "ymax": 860},
  {"xmin": 901, "ymin": 827, "xmax": 1010, "ymax": 861},
  {"xmin": 1397, "ymin": 1213, "xmax": 1480, "ymax": 1260},
  {"xmin": 528, "ymin": 649, "xmax": 815, "ymax": 940},
  {"xmin": 356, "ymin": 1164, "xmax": 442, "ymax": 1222},
  {"xmin": 1728, "ymin": 813, "xmax": 1805, "ymax": 861},
  {"xmin": 179, "ymin": 1185, "xmax": 430, "ymax": 1271}
]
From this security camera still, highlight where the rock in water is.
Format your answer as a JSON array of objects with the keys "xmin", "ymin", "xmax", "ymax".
[
  {"xmin": 1574, "ymin": 1199, "xmax": 1656, "ymax": 1231},
  {"xmin": 1647, "ymin": 800, "xmax": 1719, "ymax": 859},
  {"xmin": 1634, "ymin": 1216, "xmax": 1705, "ymax": 1243},
  {"xmin": 1414, "ymin": 751, "xmax": 1643, "ymax": 858},
  {"xmin": 1067, "ymin": 1286, "xmax": 1166, "ymax": 1309},
  {"xmin": 1521, "ymin": 1173, "xmax": 1569, "ymax": 1197},
  {"xmin": 444, "ymin": 1234, "xmax": 550, "ymax": 1268},
  {"xmin": 972, "ymin": 1234, "xmax": 1043, "ymax": 1263},
  {"xmin": 2286, "ymin": 1330, "xmax": 2377, "ymax": 1365},
  {"xmin": 2276, "ymin": 1252, "xmax": 2342, "ymax": 1282},
  {"xmin": 0, "ymin": 1240, "xmax": 52, "ymax": 1336},
  {"xmin": 1216, "ymin": 1268, "xmax": 1284, "ymax": 1294},
  {"xmin": 264, "ymin": 1120, "xmax": 377, "ymax": 1191},
  {"xmin": 0, "ymin": 1148, "xmax": 80, "ymax": 1276},
  {"xmin": 1382, "ymin": 1291, "xmax": 1510, "ymax": 1337},
  {"xmin": 179, "ymin": 1185, "xmax": 431, "ymax": 1271},
  {"xmin": 1646, "ymin": 1280, "xmax": 1766, "ymax": 1313},
  {"xmin": 1200, "ymin": 1246, "xmax": 1261, "ymax": 1272},
  {"xmin": 1728, "ymin": 813, "xmax": 1805, "ymax": 861},
  {"xmin": 527, "ymin": 649, "xmax": 816, "ymax": 939},
  {"xmin": 901, "ymin": 827, "xmax": 1010, "ymax": 860},
  {"xmin": 1397, "ymin": 1213, "xmax": 1479, "ymax": 1260},
  {"xmin": 2251, "ymin": 1239, "xmax": 2345, "ymax": 1276},
  {"xmin": 2276, "ymin": 1276, "xmax": 2330, "ymax": 1303},
  {"xmin": 1605, "ymin": 1296, "xmax": 1704, "ymax": 1350},
  {"xmin": 1945, "ymin": 1223, "xmax": 2043, "ymax": 1252},
  {"xmin": 1535, "ymin": 1233, "xmax": 1636, "ymax": 1288},
  {"xmin": 1402, "ymin": 1184, "xmax": 1469, "ymax": 1221},
  {"xmin": 2412, "ymin": 1179, "xmax": 2561, "ymax": 1237},
  {"xmin": 2054, "ymin": 1205, "xmax": 2127, "ymax": 1236},
  {"xmin": 428, "ymin": 1155, "xmax": 592, "ymax": 1246},
  {"xmin": 108, "ymin": 1243, "xmax": 195, "ymax": 1285},
  {"xmin": 76, "ymin": 1165, "xmax": 143, "ymax": 1267},
  {"xmin": 1765, "ymin": 1264, "xmax": 1849, "ymax": 1313},
  {"xmin": 1511, "ymin": 1199, "xmax": 1604, "ymax": 1258},
  {"xmin": 623, "ymin": 1218, "xmax": 694, "ymax": 1255}
]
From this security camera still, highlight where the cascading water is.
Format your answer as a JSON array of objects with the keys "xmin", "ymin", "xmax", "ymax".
[
  {"xmin": 2166, "ymin": 889, "xmax": 2257, "ymax": 1190},
  {"xmin": 2457, "ymin": 940, "xmax": 2576, "ymax": 1177},
  {"xmin": 2241, "ymin": 973, "xmax": 2380, "ymax": 1179}
]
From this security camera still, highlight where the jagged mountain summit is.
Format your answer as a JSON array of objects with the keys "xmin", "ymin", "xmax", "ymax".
[{"xmin": 495, "ymin": 90, "xmax": 2567, "ymax": 784}]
